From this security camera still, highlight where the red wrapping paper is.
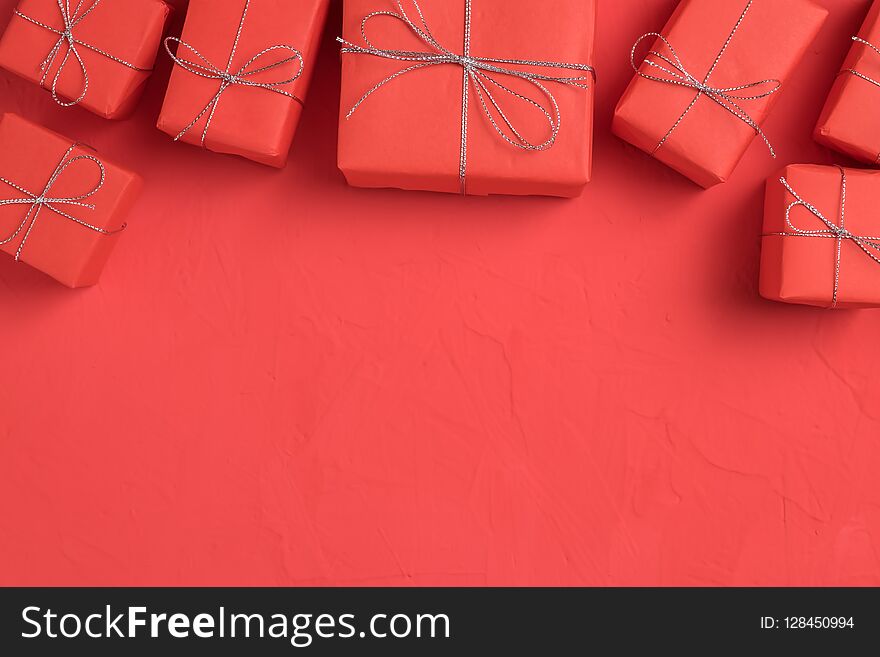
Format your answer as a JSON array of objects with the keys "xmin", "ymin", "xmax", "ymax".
[
  {"xmin": 337, "ymin": 0, "xmax": 597, "ymax": 197},
  {"xmin": 814, "ymin": 1, "xmax": 880, "ymax": 164},
  {"xmin": 157, "ymin": 0, "xmax": 329, "ymax": 168},
  {"xmin": 613, "ymin": 0, "xmax": 827, "ymax": 189},
  {"xmin": 0, "ymin": 0, "xmax": 171, "ymax": 119},
  {"xmin": 0, "ymin": 113, "xmax": 141, "ymax": 287},
  {"xmin": 760, "ymin": 164, "xmax": 880, "ymax": 309}
]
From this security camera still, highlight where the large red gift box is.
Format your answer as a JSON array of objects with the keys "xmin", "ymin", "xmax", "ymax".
[
  {"xmin": 337, "ymin": 0, "xmax": 597, "ymax": 197},
  {"xmin": 157, "ymin": 0, "xmax": 329, "ymax": 168},
  {"xmin": 814, "ymin": 1, "xmax": 880, "ymax": 165},
  {"xmin": 760, "ymin": 164, "xmax": 880, "ymax": 309},
  {"xmin": 613, "ymin": 0, "xmax": 827, "ymax": 189},
  {"xmin": 0, "ymin": 0, "xmax": 171, "ymax": 119},
  {"xmin": 0, "ymin": 113, "xmax": 141, "ymax": 287}
]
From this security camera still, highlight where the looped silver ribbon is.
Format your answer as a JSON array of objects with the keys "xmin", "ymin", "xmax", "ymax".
[
  {"xmin": 630, "ymin": 0, "xmax": 781, "ymax": 157},
  {"xmin": 0, "ymin": 143, "xmax": 122, "ymax": 262},
  {"xmin": 843, "ymin": 36, "xmax": 880, "ymax": 88},
  {"xmin": 768, "ymin": 166, "xmax": 880, "ymax": 308},
  {"xmin": 338, "ymin": 0, "xmax": 595, "ymax": 194},
  {"xmin": 14, "ymin": 0, "xmax": 151, "ymax": 107},
  {"xmin": 164, "ymin": 0, "xmax": 304, "ymax": 146}
]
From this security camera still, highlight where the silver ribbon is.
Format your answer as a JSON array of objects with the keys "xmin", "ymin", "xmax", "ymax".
[
  {"xmin": 0, "ymin": 143, "xmax": 121, "ymax": 262},
  {"xmin": 164, "ymin": 0, "xmax": 304, "ymax": 146},
  {"xmin": 14, "ymin": 0, "xmax": 151, "ymax": 108},
  {"xmin": 767, "ymin": 166, "xmax": 880, "ymax": 308},
  {"xmin": 841, "ymin": 37, "xmax": 880, "ymax": 164},
  {"xmin": 630, "ymin": 0, "xmax": 781, "ymax": 157},
  {"xmin": 843, "ymin": 36, "xmax": 880, "ymax": 88},
  {"xmin": 338, "ymin": 0, "xmax": 596, "ymax": 194}
]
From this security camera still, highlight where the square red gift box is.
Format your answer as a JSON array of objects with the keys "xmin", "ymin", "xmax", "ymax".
[
  {"xmin": 760, "ymin": 164, "xmax": 880, "ymax": 309},
  {"xmin": 815, "ymin": 1, "xmax": 880, "ymax": 165},
  {"xmin": 337, "ymin": 0, "xmax": 597, "ymax": 197},
  {"xmin": 0, "ymin": 113, "xmax": 141, "ymax": 287},
  {"xmin": 157, "ymin": 0, "xmax": 329, "ymax": 168},
  {"xmin": 613, "ymin": 0, "xmax": 827, "ymax": 189},
  {"xmin": 0, "ymin": 0, "xmax": 171, "ymax": 119}
]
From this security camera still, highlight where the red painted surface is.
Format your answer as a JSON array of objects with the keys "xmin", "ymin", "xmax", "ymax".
[{"xmin": 1, "ymin": 0, "xmax": 879, "ymax": 586}]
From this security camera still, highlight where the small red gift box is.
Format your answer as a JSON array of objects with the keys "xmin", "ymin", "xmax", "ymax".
[
  {"xmin": 0, "ymin": 113, "xmax": 141, "ymax": 287},
  {"xmin": 760, "ymin": 164, "xmax": 880, "ymax": 309},
  {"xmin": 0, "ymin": 0, "xmax": 171, "ymax": 119},
  {"xmin": 337, "ymin": 0, "xmax": 597, "ymax": 197},
  {"xmin": 613, "ymin": 0, "xmax": 827, "ymax": 188},
  {"xmin": 814, "ymin": 1, "xmax": 880, "ymax": 164},
  {"xmin": 157, "ymin": 0, "xmax": 329, "ymax": 168}
]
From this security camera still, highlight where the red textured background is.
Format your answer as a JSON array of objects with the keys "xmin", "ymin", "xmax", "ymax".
[{"xmin": 1, "ymin": 0, "xmax": 879, "ymax": 587}]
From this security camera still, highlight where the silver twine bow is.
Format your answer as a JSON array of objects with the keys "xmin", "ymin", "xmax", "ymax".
[
  {"xmin": 769, "ymin": 167, "xmax": 880, "ymax": 308},
  {"xmin": 164, "ymin": 0, "xmax": 304, "ymax": 146},
  {"xmin": 338, "ymin": 0, "xmax": 595, "ymax": 194},
  {"xmin": 630, "ymin": 0, "xmax": 781, "ymax": 157},
  {"xmin": 0, "ymin": 143, "xmax": 121, "ymax": 262},
  {"xmin": 14, "ymin": 0, "xmax": 151, "ymax": 107}
]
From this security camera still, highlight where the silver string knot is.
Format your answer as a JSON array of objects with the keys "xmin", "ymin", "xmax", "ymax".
[
  {"xmin": 163, "ymin": 0, "xmax": 304, "ymax": 147},
  {"xmin": 338, "ymin": 0, "xmax": 595, "ymax": 194},
  {"xmin": 769, "ymin": 167, "xmax": 880, "ymax": 307},
  {"xmin": 0, "ymin": 143, "xmax": 122, "ymax": 262},
  {"xmin": 13, "ymin": 0, "xmax": 151, "ymax": 108},
  {"xmin": 629, "ymin": 1, "xmax": 781, "ymax": 158}
]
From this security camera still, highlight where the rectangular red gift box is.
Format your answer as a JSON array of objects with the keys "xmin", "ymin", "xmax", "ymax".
[
  {"xmin": 337, "ymin": 0, "xmax": 597, "ymax": 197},
  {"xmin": 814, "ymin": 1, "xmax": 880, "ymax": 165},
  {"xmin": 760, "ymin": 164, "xmax": 880, "ymax": 309},
  {"xmin": 0, "ymin": 113, "xmax": 141, "ymax": 287},
  {"xmin": 0, "ymin": 0, "xmax": 171, "ymax": 119},
  {"xmin": 157, "ymin": 0, "xmax": 329, "ymax": 168},
  {"xmin": 613, "ymin": 0, "xmax": 827, "ymax": 189}
]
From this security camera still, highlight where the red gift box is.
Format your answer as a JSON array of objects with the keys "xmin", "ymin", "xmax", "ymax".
[
  {"xmin": 760, "ymin": 164, "xmax": 880, "ymax": 309},
  {"xmin": 814, "ymin": 1, "xmax": 880, "ymax": 164},
  {"xmin": 0, "ymin": 0, "xmax": 171, "ymax": 119},
  {"xmin": 337, "ymin": 0, "xmax": 597, "ymax": 197},
  {"xmin": 613, "ymin": 0, "xmax": 827, "ymax": 188},
  {"xmin": 157, "ymin": 0, "xmax": 329, "ymax": 168},
  {"xmin": 0, "ymin": 113, "xmax": 141, "ymax": 287}
]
